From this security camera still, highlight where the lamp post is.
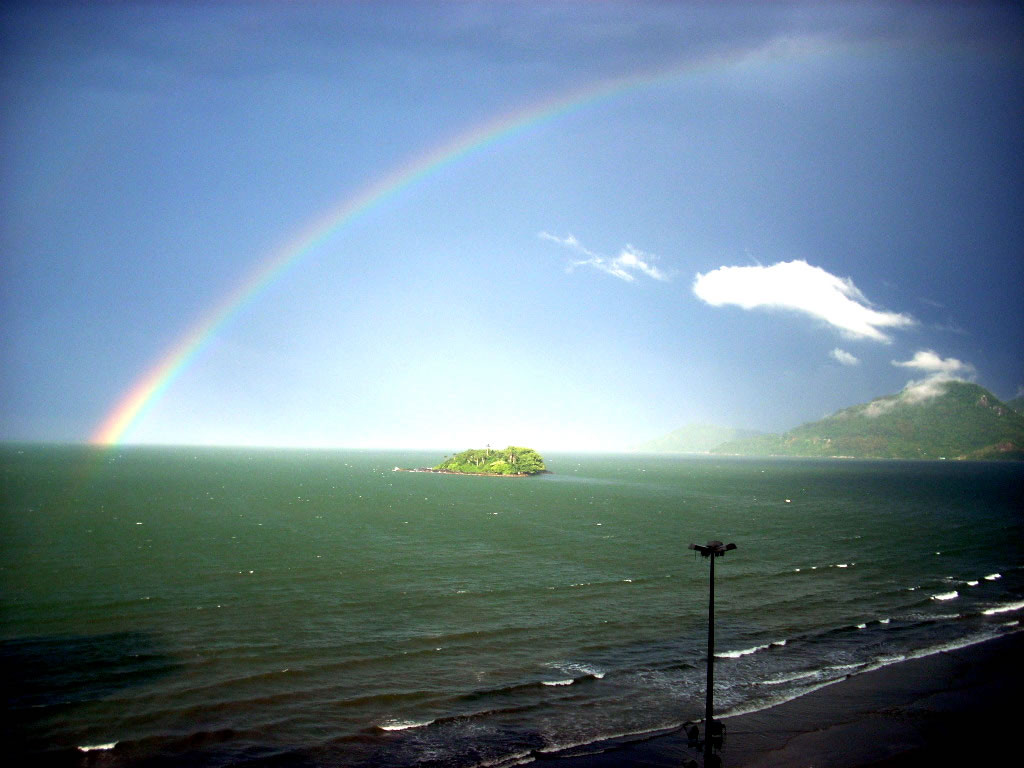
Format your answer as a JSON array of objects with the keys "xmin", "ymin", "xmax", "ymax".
[{"xmin": 689, "ymin": 540, "xmax": 737, "ymax": 766}]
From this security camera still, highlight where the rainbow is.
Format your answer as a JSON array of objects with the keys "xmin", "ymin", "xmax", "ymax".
[{"xmin": 90, "ymin": 40, "xmax": 825, "ymax": 445}]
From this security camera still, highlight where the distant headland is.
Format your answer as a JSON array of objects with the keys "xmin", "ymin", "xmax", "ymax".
[
  {"xmin": 395, "ymin": 446, "xmax": 547, "ymax": 476},
  {"xmin": 639, "ymin": 381, "xmax": 1024, "ymax": 461}
]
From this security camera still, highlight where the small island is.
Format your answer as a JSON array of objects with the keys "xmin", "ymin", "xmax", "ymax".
[{"xmin": 396, "ymin": 446, "xmax": 547, "ymax": 476}]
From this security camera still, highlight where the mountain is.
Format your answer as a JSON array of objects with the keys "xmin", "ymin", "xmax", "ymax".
[
  {"xmin": 1008, "ymin": 395, "xmax": 1024, "ymax": 415},
  {"xmin": 637, "ymin": 423, "xmax": 764, "ymax": 453},
  {"xmin": 712, "ymin": 381, "xmax": 1024, "ymax": 460}
]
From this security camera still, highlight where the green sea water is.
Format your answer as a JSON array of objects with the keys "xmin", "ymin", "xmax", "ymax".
[{"xmin": 2, "ymin": 446, "xmax": 1022, "ymax": 766}]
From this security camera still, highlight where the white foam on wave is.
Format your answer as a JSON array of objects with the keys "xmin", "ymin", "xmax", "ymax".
[
  {"xmin": 931, "ymin": 590, "xmax": 958, "ymax": 601},
  {"xmin": 985, "ymin": 573, "xmax": 1002, "ymax": 580},
  {"xmin": 901, "ymin": 633, "xmax": 1002, "ymax": 662},
  {"xmin": 727, "ymin": 632, "xmax": 1023, "ymax": 724},
  {"xmin": 542, "ymin": 679, "xmax": 575, "ymax": 686},
  {"xmin": 870, "ymin": 654, "xmax": 908, "ymax": 669},
  {"xmin": 762, "ymin": 669, "xmax": 820, "ymax": 686},
  {"xmin": 77, "ymin": 743, "xmax": 117, "ymax": 752},
  {"xmin": 716, "ymin": 643, "xmax": 769, "ymax": 658},
  {"xmin": 966, "ymin": 580, "xmax": 979, "ymax": 586},
  {"xmin": 532, "ymin": 726, "xmax": 672, "ymax": 762},
  {"xmin": 377, "ymin": 718, "xmax": 434, "ymax": 731},
  {"xmin": 982, "ymin": 600, "xmax": 1024, "ymax": 616},
  {"xmin": 476, "ymin": 749, "xmax": 537, "ymax": 768},
  {"xmin": 554, "ymin": 662, "xmax": 606, "ymax": 680}
]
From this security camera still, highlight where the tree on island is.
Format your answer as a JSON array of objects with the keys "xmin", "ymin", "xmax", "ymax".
[{"xmin": 434, "ymin": 446, "xmax": 546, "ymax": 475}]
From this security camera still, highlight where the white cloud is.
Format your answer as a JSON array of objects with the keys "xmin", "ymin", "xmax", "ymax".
[
  {"xmin": 891, "ymin": 349, "xmax": 976, "ymax": 377},
  {"xmin": 541, "ymin": 232, "xmax": 667, "ymax": 283},
  {"xmin": 692, "ymin": 260, "xmax": 915, "ymax": 342},
  {"xmin": 899, "ymin": 376, "xmax": 955, "ymax": 404},
  {"xmin": 861, "ymin": 398, "xmax": 897, "ymax": 417},
  {"xmin": 860, "ymin": 377, "xmax": 952, "ymax": 418},
  {"xmin": 862, "ymin": 376, "xmax": 959, "ymax": 418},
  {"xmin": 830, "ymin": 348, "xmax": 859, "ymax": 366}
]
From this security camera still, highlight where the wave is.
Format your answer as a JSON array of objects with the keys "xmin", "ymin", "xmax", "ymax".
[
  {"xmin": 792, "ymin": 562, "xmax": 855, "ymax": 573},
  {"xmin": 761, "ymin": 669, "xmax": 820, "ymax": 686},
  {"xmin": 931, "ymin": 590, "xmax": 959, "ymax": 601},
  {"xmin": 551, "ymin": 576, "xmax": 647, "ymax": 592},
  {"xmin": 716, "ymin": 643, "xmax": 765, "ymax": 658},
  {"xmin": 719, "ymin": 630, "xmax": 1021, "ymax": 725},
  {"xmin": 77, "ymin": 742, "xmax": 117, "ymax": 752},
  {"xmin": 476, "ymin": 749, "xmax": 539, "ymax": 768},
  {"xmin": 715, "ymin": 635, "xmax": 790, "ymax": 659},
  {"xmin": 376, "ymin": 718, "xmax": 435, "ymax": 731},
  {"xmin": 540, "ymin": 667, "xmax": 606, "ymax": 687},
  {"xmin": 552, "ymin": 662, "xmax": 607, "ymax": 680},
  {"xmin": 530, "ymin": 724, "xmax": 687, "ymax": 764},
  {"xmin": 982, "ymin": 600, "xmax": 1024, "ymax": 616},
  {"xmin": 899, "ymin": 632, "xmax": 1011, "ymax": 661}
]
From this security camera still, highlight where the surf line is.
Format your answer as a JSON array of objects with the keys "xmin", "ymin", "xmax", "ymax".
[{"xmin": 90, "ymin": 38, "xmax": 826, "ymax": 446}]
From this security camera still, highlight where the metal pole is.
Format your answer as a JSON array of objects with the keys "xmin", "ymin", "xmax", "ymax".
[
  {"xmin": 689, "ymin": 540, "xmax": 735, "ymax": 766},
  {"xmin": 705, "ymin": 551, "xmax": 715, "ymax": 766}
]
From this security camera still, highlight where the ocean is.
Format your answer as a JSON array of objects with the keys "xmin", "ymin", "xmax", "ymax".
[{"xmin": 2, "ymin": 446, "xmax": 1022, "ymax": 767}]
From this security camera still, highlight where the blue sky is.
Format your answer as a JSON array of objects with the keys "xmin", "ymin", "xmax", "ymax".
[{"xmin": 2, "ymin": 1, "xmax": 1022, "ymax": 451}]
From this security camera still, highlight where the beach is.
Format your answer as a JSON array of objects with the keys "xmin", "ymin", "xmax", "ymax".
[{"xmin": 553, "ymin": 630, "xmax": 1022, "ymax": 767}]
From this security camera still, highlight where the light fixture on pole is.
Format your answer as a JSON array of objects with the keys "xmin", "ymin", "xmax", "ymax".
[{"xmin": 689, "ymin": 540, "xmax": 736, "ymax": 766}]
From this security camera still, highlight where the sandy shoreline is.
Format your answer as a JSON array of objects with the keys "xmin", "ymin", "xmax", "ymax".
[{"xmin": 548, "ymin": 630, "xmax": 1022, "ymax": 767}]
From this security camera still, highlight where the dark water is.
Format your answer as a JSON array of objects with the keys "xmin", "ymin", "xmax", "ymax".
[{"xmin": 2, "ymin": 446, "xmax": 1022, "ymax": 766}]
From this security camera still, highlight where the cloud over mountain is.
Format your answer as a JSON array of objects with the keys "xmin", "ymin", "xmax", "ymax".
[{"xmin": 892, "ymin": 349, "xmax": 976, "ymax": 378}]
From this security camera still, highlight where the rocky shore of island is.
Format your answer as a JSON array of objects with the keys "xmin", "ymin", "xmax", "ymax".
[{"xmin": 392, "ymin": 466, "xmax": 537, "ymax": 477}]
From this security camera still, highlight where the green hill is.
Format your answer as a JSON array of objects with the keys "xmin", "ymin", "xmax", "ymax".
[
  {"xmin": 637, "ymin": 423, "xmax": 764, "ymax": 453},
  {"xmin": 713, "ymin": 381, "xmax": 1024, "ymax": 460},
  {"xmin": 1008, "ymin": 395, "xmax": 1024, "ymax": 415}
]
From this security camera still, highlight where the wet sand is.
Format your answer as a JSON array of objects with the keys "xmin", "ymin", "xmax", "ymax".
[{"xmin": 550, "ymin": 630, "xmax": 1022, "ymax": 767}]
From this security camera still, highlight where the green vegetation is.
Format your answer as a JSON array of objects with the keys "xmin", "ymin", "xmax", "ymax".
[
  {"xmin": 712, "ymin": 382, "xmax": 1024, "ymax": 460},
  {"xmin": 434, "ymin": 446, "xmax": 546, "ymax": 475}
]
